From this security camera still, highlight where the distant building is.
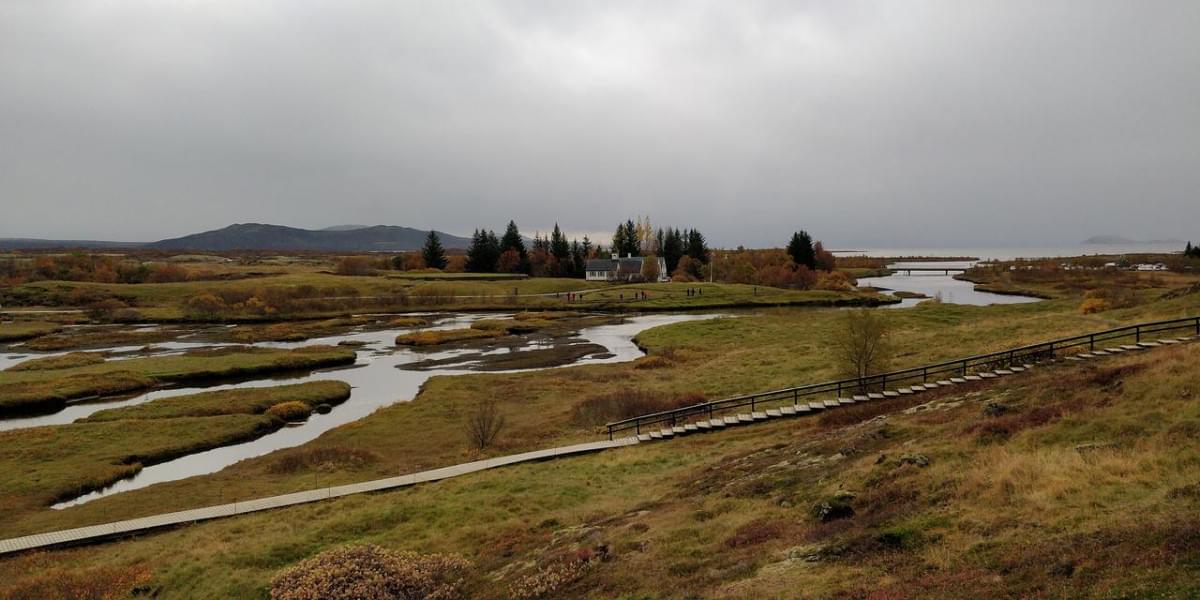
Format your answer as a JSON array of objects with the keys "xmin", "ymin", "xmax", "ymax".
[
  {"xmin": 1133, "ymin": 263, "xmax": 1168, "ymax": 272},
  {"xmin": 585, "ymin": 253, "xmax": 670, "ymax": 282}
]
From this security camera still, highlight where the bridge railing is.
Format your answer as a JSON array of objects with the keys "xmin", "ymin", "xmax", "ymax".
[{"xmin": 605, "ymin": 315, "xmax": 1199, "ymax": 439}]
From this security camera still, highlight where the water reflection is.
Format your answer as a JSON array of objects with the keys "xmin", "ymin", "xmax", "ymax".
[{"xmin": 858, "ymin": 261, "xmax": 1041, "ymax": 308}]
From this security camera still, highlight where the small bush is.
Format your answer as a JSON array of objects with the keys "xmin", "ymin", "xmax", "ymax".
[
  {"xmin": 267, "ymin": 446, "xmax": 382, "ymax": 474},
  {"xmin": 724, "ymin": 518, "xmax": 787, "ymax": 548},
  {"xmin": 464, "ymin": 399, "xmax": 506, "ymax": 450},
  {"xmin": 1, "ymin": 563, "xmax": 150, "ymax": 600},
  {"xmin": 632, "ymin": 355, "xmax": 673, "ymax": 370},
  {"xmin": 266, "ymin": 401, "xmax": 313, "ymax": 422},
  {"xmin": 270, "ymin": 545, "xmax": 472, "ymax": 600},
  {"xmin": 569, "ymin": 389, "xmax": 706, "ymax": 426},
  {"xmin": 1079, "ymin": 297, "xmax": 1111, "ymax": 314},
  {"xmin": 508, "ymin": 556, "xmax": 597, "ymax": 600}
]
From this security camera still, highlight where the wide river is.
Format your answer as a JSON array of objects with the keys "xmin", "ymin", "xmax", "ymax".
[{"xmin": 857, "ymin": 260, "xmax": 1042, "ymax": 308}]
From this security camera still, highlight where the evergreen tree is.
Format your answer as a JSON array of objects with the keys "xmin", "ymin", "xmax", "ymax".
[
  {"xmin": 421, "ymin": 230, "xmax": 447, "ymax": 270},
  {"xmin": 662, "ymin": 228, "xmax": 684, "ymax": 274},
  {"xmin": 686, "ymin": 229, "xmax": 709, "ymax": 263},
  {"xmin": 787, "ymin": 231, "xmax": 816, "ymax": 270},
  {"xmin": 569, "ymin": 240, "xmax": 584, "ymax": 278},
  {"xmin": 499, "ymin": 220, "xmax": 528, "ymax": 273},
  {"xmin": 581, "ymin": 236, "xmax": 593, "ymax": 259},
  {"xmin": 465, "ymin": 229, "xmax": 485, "ymax": 272},
  {"xmin": 1187, "ymin": 241, "xmax": 1196, "ymax": 258},
  {"xmin": 500, "ymin": 221, "xmax": 526, "ymax": 258},
  {"xmin": 550, "ymin": 224, "xmax": 570, "ymax": 262}
]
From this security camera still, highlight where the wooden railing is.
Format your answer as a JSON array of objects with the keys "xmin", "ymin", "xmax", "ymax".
[{"xmin": 605, "ymin": 316, "xmax": 1200, "ymax": 439}]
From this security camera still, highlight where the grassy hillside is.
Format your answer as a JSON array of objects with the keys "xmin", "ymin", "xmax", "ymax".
[{"xmin": 1, "ymin": 337, "xmax": 1196, "ymax": 598}]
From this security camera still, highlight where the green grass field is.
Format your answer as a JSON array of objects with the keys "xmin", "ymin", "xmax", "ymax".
[{"xmin": 0, "ymin": 270, "xmax": 1197, "ymax": 598}]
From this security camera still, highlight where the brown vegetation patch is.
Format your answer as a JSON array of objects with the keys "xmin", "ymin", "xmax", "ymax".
[
  {"xmin": 266, "ymin": 446, "xmax": 382, "ymax": 475},
  {"xmin": 569, "ymin": 389, "xmax": 707, "ymax": 427},
  {"xmin": 723, "ymin": 518, "xmax": 791, "ymax": 548}
]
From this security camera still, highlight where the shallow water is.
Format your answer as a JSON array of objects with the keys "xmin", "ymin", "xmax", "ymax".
[
  {"xmin": 36, "ymin": 312, "xmax": 718, "ymax": 507},
  {"xmin": 858, "ymin": 261, "xmax": 1042, "ymax": 308}
]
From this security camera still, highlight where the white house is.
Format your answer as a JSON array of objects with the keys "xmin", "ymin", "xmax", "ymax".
[{"xmin": 585, "ymin": 254, "xmax": 670, "ymax": 282}]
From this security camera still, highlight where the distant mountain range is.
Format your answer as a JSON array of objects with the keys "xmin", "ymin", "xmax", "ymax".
[
  {"xmin": 1082, "ymin": 235, "xmax": 1183, "ymax": 245},
  {"xmin": 0, "ymin": 223, "xmax": 473, "ymax": 252}
]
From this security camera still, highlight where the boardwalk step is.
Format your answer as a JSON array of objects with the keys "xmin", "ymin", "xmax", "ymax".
[
  {"xmin": 980, "ymin": 372, "xmax": 999, "ymax": 379},
  {"xmin": 683, "ymin": 424, "xmax": 699, "ymax": 433},
  {"xmin": 1009, "ymin": 366, "xmax": 1025, "ymax": 372},
  {"xmin": 897, "ymin": 388, "xmax": 913, "ymax": 395},
  {"xmin": 822, "ymin": 400, "xmax": 841, "ymax": 408},
  {"xmin": 751, "ymin": 412, "xmax": 769, "ymax": 421},
  {"xmin": 1138, "ymin": 342, "xmax": 1161, "ymax": 348},
  {"xmin": 808, "ymin": 402, "xmax": 826, "ymax": 411},
  {"xmin": 1160, "ymin": 339, "xmax": 1180, "ymax": 345},
  {"xmin": 1105, "ymin": 347, "xmax": 1125, "ymax": 353},
  {"xmin": 868, "ymin": 393, "xmax": 885, "ymax": 400},
  {"xmin": 736, "ymin": 413, "xmax": 754, "ymax": 423},
  {"xmin": 1121, "ymin": 344, "xmax": 1144, "ymax": 350},
  {"xmin": 649, "ymin": 431, "xmax": 663, "ymax": 440},
  {"xmin": 711, "ymin": 418, "xmax": 728, "ymax": 428},
  {"xmin": 936, "ymin": 380, "xmax": 954, "ymax": 386},
  {"xmin": 853, "ymin": 394, "xmax": 870, "ymax": 401},
  {"xmin": 780, "ymin": 406, "xmax": 798, "ymax": 416},
  {"xmin": 696, "ymin": 421, "xmax": 712, "ymax": 430},
  {"xmin": 836, "ymin": 398, "xmax": 855, "ymax": 405},
  {"xmin": 766, "ymin": 408, "xmax": 783, "ymax": 417},
  {"xmin": 995, "ymin": 369, "xmax": 1014, "ymax": 375},
  {"xmin": 1092, "ymin": 350, "xmax": 1111, "ymax": 355},
  {"xmin": 661, "ymin": 429, "xmax": 675, "ymax": 438},
  {"xmin": 950, "ymin": 377, "xmax": 967, "ymax": 384},
  {"xmin": 637, "ymin": 434, "xmax": 652, "ymax": 442},
  {"xmin": 964, "ymin": 375, "xmax": 983, "ymax": 381}
]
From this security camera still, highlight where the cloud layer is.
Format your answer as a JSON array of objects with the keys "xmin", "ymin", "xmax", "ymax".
[{"xmin": 2, "ymin": 1, "xmax": 1198, "ymax": 247}]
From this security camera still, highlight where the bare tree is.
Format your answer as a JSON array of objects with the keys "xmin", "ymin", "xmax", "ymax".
[
  {"xmin": 465, "ymin": 399, "xmax": 506, "ymax": 450},
  {"xmin": 831, "ymin": 309, "xmax": 893, "ymax": 391}
]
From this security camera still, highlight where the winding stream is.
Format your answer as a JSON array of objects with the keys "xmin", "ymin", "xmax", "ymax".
[{"xmin": 0, "ymin": 313, "xmax": 719, "ymax": 508}]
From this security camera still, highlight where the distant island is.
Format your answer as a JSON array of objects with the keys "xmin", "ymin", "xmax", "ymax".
[{"xmin": 1081, "ymin": 235, "xmax": 1183, "ymax": 245}]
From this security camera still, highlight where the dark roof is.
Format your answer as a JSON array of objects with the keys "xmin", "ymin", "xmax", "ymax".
[
  {"xmin": 585, "ymin": 259, "xmax": 616, "ymax": 271},
  {"xmin": 617, "ymin": 257, "xmax": 646, "ymax": 275}
]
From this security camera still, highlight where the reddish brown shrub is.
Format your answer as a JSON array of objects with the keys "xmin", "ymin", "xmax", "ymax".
[
  {"xmin": 724, "ymin": 518, "xmax": 788, "ymax": 548},
  {"xmin": 270, "ymin": 545, "xmax": 471, "ymax": 600}
]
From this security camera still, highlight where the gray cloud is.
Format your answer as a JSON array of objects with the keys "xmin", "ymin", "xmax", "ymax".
[{"xmin": 2, "ymin": 0, "xmax": 1198, "ymax": 247}]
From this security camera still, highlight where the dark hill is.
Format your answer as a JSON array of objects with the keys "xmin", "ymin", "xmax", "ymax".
[{"xmin": 147, "ymin": 223, "xmax": 471, "ymax": 252}]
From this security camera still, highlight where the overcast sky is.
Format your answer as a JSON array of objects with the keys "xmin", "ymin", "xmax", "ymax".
[{"xmin": 2, "ymin": 1, "xmax": 1198, "ymax": 248}]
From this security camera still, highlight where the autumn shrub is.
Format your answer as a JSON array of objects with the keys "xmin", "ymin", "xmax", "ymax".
[
  {"xmin": 335, "ymin": 256, "xmax": 374, "ymax": 276},
  {"xmin": 1, "ymin": 563, "xmax": 149, "ymax": 600},
  {"xmin": 270, "ymin": 545, "xmax": 472, "ymax": 600},
  {"xmin": 147, "ymin": 263, "xmax": 189, "ymax": 283},
  {"xmin": 267, "ymin": 446, "xmax": 382, "ymax": 474},
  {"xmin": 570, "ymin": 389, "xmax": 706, "ymax": 426},
  {"xmin": 815, "ymin": 271, "xmax": 853, "ymax": 291},
  {"xmin": 1079, "ymin": 297, "xmax": 1110, "ymax": 314},
  {"xmin": 266, "ymin": 401, "xmax": 313, "ymax": 422},
  {"xmin": 724, "ymin": 518, "xmax": 788, "ymax": 548},
  {"xmin": 86, "ymin": 298, "xmax": 130, "ymax": 321},
  {"xmin": 633, "ymin": 355, "xmax": 673, "ymax": 370},
  {"xmin": 508, "ymin": 555, "xmax": 597, "ymax": 600}
]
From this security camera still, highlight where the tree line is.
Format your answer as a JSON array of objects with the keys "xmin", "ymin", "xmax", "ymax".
[{"xmin": 1186, "ymin": 241, "xmax": 1200, "ymax": 259}]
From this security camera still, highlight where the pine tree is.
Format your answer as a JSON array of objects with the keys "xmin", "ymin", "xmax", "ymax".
[
  {"xmin": 662, "ymin": 228, "xmax": 684, "ymax": 274},
  {"xmin": 686, "ymin": 229, "xmax": 709, "ymax": 263},
  {"xmin": 550, "ymin": 224, "xmax": 570, "ymax": 262},
  {"xmin": 569, "ymin": 239, "xmax": 584, "ymax": 278},
  {"xmin": 787, "ymin": 231, "xmax": 816, "ymax": 270},
  {"xmin": 499, "ymin": 220, "xmax": 528, "ymax": 273},
  {"xmin": 465, "ymin": 229, "xmax": 486, "ymax": 272},
  {"xmin": 1187, "ymin": 241, "xmax": 1195, "ymax": 258},
  {"xmin": 422, "ymin": 230, "xmax": 447, "ymax": 270},
  {"xmin": 500, "ymin": 221, "xmax": 526, "ymax": 258}
]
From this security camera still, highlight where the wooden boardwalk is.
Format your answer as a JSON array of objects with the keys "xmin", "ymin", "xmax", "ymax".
[
  {"xmin": 0, "ymin": 438, "xmax": 637, "ymax": 556},
  {"xmin": 1, "ymin": 329, "xmax": 1194, "ymax": 557}
]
